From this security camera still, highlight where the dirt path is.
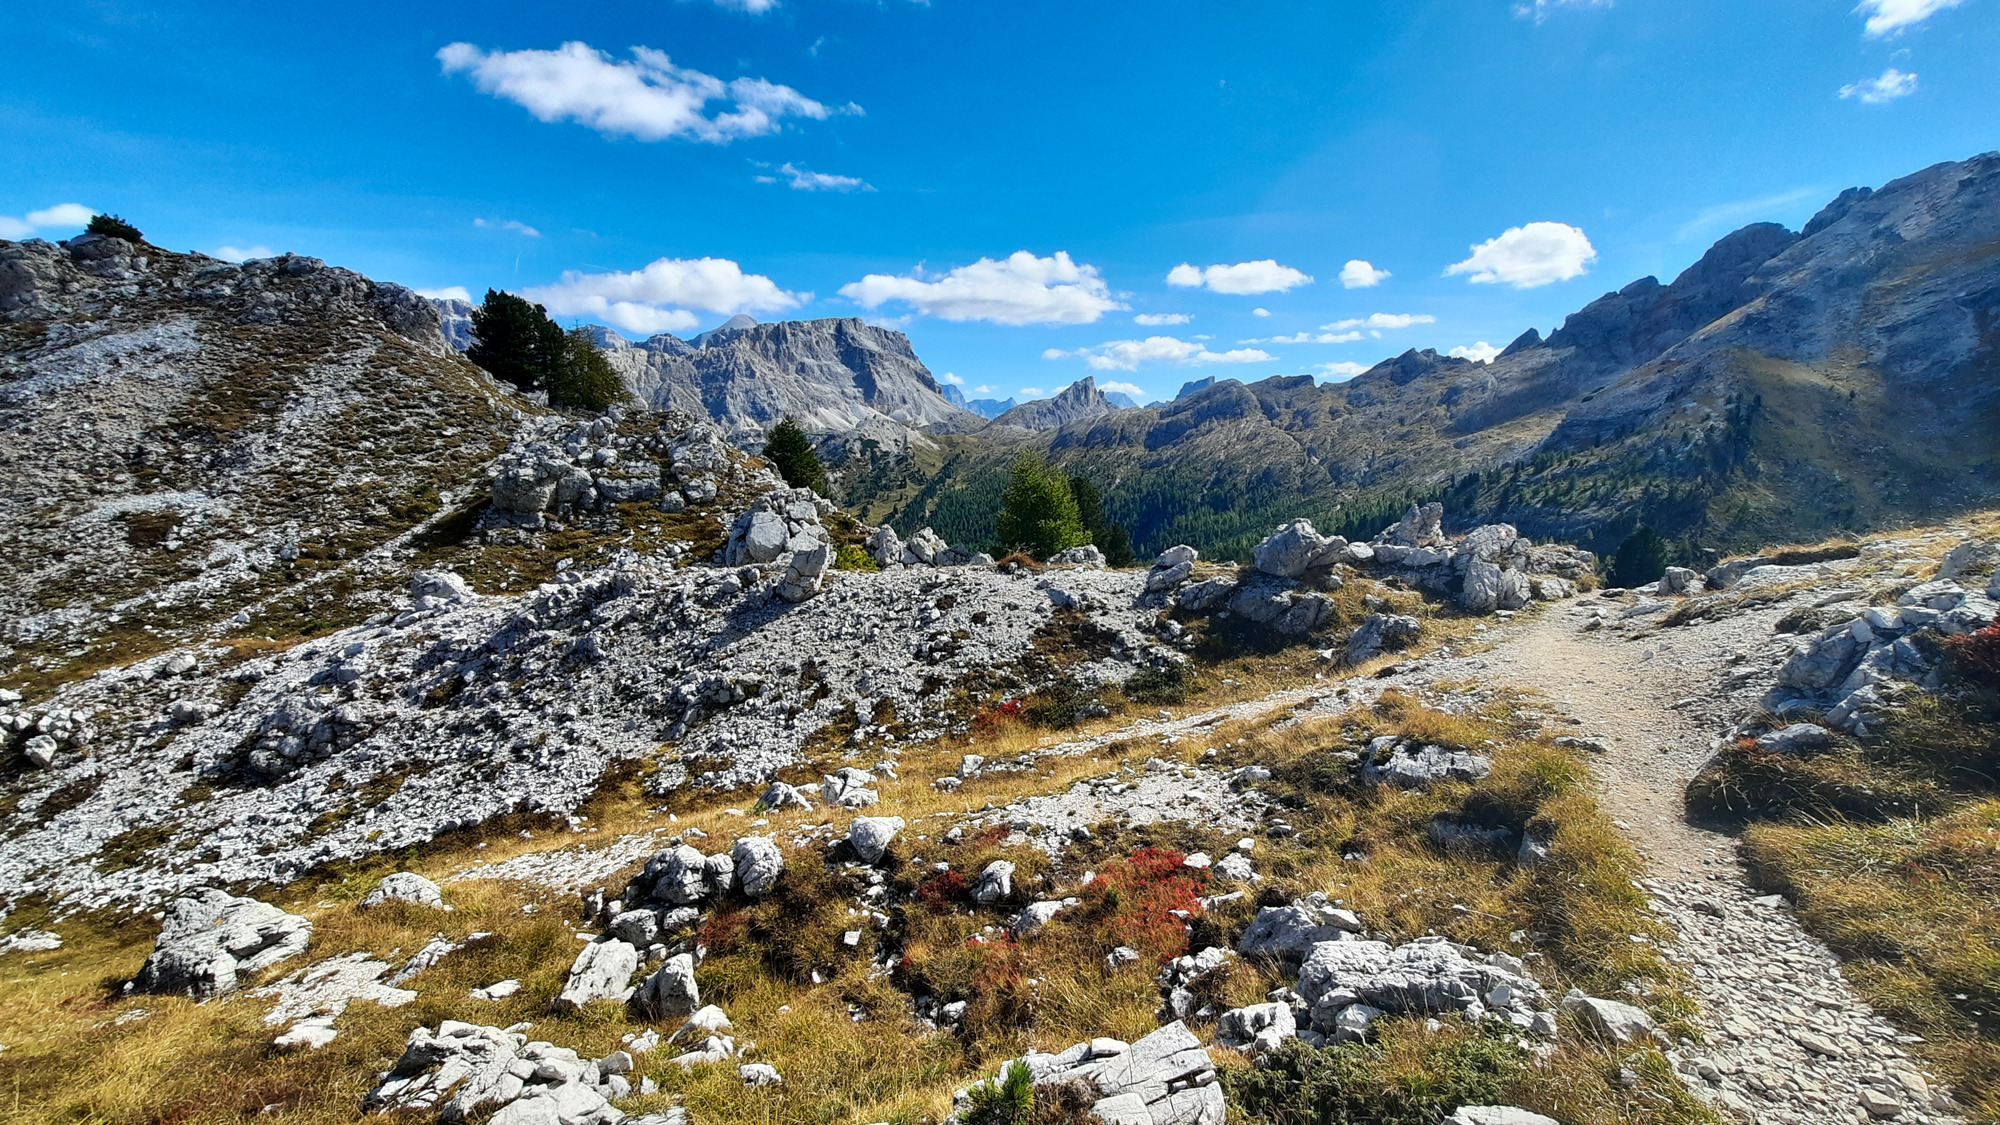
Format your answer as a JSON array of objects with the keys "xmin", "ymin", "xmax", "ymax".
[{"xmin": 1437, "ymin": 599, "xmax": 1965, "ymax": 1125}]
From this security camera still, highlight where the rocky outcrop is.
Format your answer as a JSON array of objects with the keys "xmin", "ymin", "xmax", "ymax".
[
  {"xmin": 1764, "ymin": 564, "xmax": 1999, "ymax": 736},
  {"xmin": 364, "ymin": 1020, "xmax": 664, "ymax": 1124},
  {"xmin": 134, "ymin": 889, "xmax": 312, "ymax": 997},
  {"xmin": 961, "ymin": 1022, "xmax": 1224, "ymax": 1125}
]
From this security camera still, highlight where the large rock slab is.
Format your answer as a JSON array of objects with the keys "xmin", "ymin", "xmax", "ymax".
[
  {"xmin": 553, "ymin": 939, "xmax": 638, "ymax": 1012},
  {"xmin": 134, "ymin": 889, "xmax": 312, "ymax": 997}
]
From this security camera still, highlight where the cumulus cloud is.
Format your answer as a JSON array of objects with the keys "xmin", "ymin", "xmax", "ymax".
[
  {"xmin": 214, "ymin": 245, "xmax": 276, "ymax": 262},
  {"xmin": 1166, "ymin": 259, "xmax": 1312, "ymax": 295},
  {"xmin": 1445, "ymin": 222, "xmax": 1595, "ymax": 288},
  {"xmin": 1855, "ymin": 0, "xmax": 1964, "ymax": 36},
  {"xmin": 839, "ymin": 250, "xmax": 1122, "ymax": 325},
  {"xmin": 1839, "ymin": 67, "xmax": 1919, "ymax": 103},
  {"xmin": 974, "ymin": 384, "xmax": 997, "ymax": 395},
  {"xmin": 1321, "ymin": 313, "xmax": 1436, "ymax": 331},
  {"xmin": 1242, "ymin": 331, "xmax": 1363, "ymax": 344},
  {"xmin": 437, "ymin": 41, "xmax": 855, "ymax": 144},
  {"xmin": 1449, "ymin": 341, "xmax": 1502, "ymax": 364},
  {"xmin": 1339, "ymin": 259, "xmax": 1390, "ymax": 288},
  {"xmin": 524, "ymin": 256, "xmax": 802, "ymax": 336},
  {"xmin": 0, "ymin": 201, "xmax": 94, "ymax": 239},
  {"xmin": 706, "ymin": 0, "xmax": 780, "ymax": 12},
  {"xmin": 1252, "ymin": 307, "xmax": 1271, "ymax": 317},
  {"xmin": 939, "ymin": 371, "xmax": 964, "ymax": 385},
  {"xmin": 1317, "ymin": 361, "xmax": 1371, "ymax": 380},
  {"xmin": 1049, "ymin": 335, "xmax": 1274, "ymax": 371},
  {"xmin": 1099, "ymin": 380, "xmax": 1145, "ymax": 397},
  {"xmin": 1134, "ymin": 312, "xmax": 1191, "ymax": 326},
  {"xmin": 417, "ymin": 285, "xmax": 474, "ymax": 302},
  {"xmin": 756, "ymin": 162, "xmax": 873, "ymax": 191},
  {"xmin": 1018, "ymin": 387, "xmax": 1045, "ymax": 398}
]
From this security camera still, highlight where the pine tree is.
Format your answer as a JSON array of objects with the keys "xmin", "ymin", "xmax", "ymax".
[
  {"xmin": 763, "ymin": 417, "xmax": 827, "ymax": 493},
  {"xmin": 1067, "ymin": 475, "xmax": 1134, "ymax": 565},
  {"xmin": 1611, "ymin": 524, "xmax": 1669, "ymax": 588},
  {"xmin": 549, "ymin": 328, "xmax": 630, "ymax": 411},
  {"xmin": 996, "ymin": 453, "xmax": 1087, "ymax": 559},
  {"xmin": 467, "ymin": 289, "xmax": 565, "ymax": 394},
  {"xmin": 87, "ymin": 214, "xmax": 143, "ymax": 241}
]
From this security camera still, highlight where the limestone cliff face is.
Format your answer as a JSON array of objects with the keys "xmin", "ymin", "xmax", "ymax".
[{"xmin": 592, "ymin": 316, "xmax": 977, "ymax": 444}]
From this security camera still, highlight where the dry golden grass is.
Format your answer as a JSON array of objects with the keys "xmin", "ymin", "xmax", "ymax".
[{"xmin": 1744, "ymin": 799, "xmax": 2000, "ymax": 1122}]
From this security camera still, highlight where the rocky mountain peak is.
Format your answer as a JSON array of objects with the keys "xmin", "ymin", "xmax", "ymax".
[
  {"xmin": 989, "ymin": 376, "xmax": 1116, "ymax": 431},
  {"xmin": 593, "ymin": 315, "xmax": 975, "ymax": 443}
]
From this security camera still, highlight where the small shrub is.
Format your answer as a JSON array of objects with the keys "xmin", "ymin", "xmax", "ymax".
[
  {"xmin": 962, "ymin": 1060, "xmax": 1035, "ymax": 1125},
  {"xmin": 1024, "ymin": 675, "xmax": 1093, "ymax": 728},
  {"xmin": 834, "ymin": 543, "xmax": 882, "ymax": 572},
  {"xmin": 87, "ymin": 213, "xmax": 142, "ymax": 241},
  {"xmin": 1124, "ymin": 662, "xmax": 1195, "ymax": 705},
  {"xmin": 1079, "ymin": 845, "xmax": 1205, "ymax": 962},
  {"xmin": 1226, "ymin": 1027, "xmax": 1523, "ymax": 1125},
  {"xmin": 1945, "ymin": 623, "xmax": 2000, "ymax": 691}
]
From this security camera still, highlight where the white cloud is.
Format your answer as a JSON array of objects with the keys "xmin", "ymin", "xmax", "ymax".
[
  {"xmin": 1445, "ymin": 222, "xmax": 1596, "ymax": 289},
  {"xmin": 1339, "ymin": 259, "xmax": 1390, "ymax": 288},
  {"xmin": 1134, "ymin": 312, "xmax": 1191, "ymax": 326},
  {"xmin": 0, "ymin": 201, "xmax": 95, "ymax": 240},
  {"xmin": 27, "ymin": 203, "xmax": 93, "ymax": 227},
  {"xmin": 1018, "ymin": 387, "xmax": 1046, "ymax": 398},
  {"xmin": 974, "ymin": 385, "xmax": 997, "ymax": 395},
  {"xmin": 1513, "ymin": 0, "xmax": 1611, "ymax": 22},
  {"xmin": 1052, "ymin": 335, "xmax": 1275, "ymax": 371},
  {"xmin": 1099, "ymin": 380, "xmax": 1145, "ymax": 397},
  {"xmin": 1317, "ymin": 361, "xmax": 1371, "ymax": 380},
  {"xmin": 214, "ymin": 245, "xmax": 276, "ymax": 262},
  {"xmin": 1321, "ymin": 313, "xmax": 1436, "ymax": 331},
  {"xmin": 475, "ymin": 217, "xmax": 541, "ymax": 237},
  {"xmin": 839, "ymin": 250, "xmax": 1122, "ymax": 325},
  {"xmin": 1242, "ymin": 331, "xmax": 1364, "ymax": 344},
  {"xmin": 1252, "ymin": 307, "xmax": 1270, "ymax": 317},
  {"xmin": 706, "ymin": 0, "xmax": 781, "ymax": 12},
  {"xmin": 1166, "ymin": 259, "xmax": 1312, "ymax": 295},
  {"xmin": 939, "ymin": 371, "xmax": 965, "ymax": 386},
  {"xmin": 1855, "ymin": 0, "xmax": 1964, "ymax": 37},
  {"xmin": 524, "ymin": 256, "xmax": 802, "ymax": 336},
  {"xmin": 437, "ymin": 41, "xmax": 854, "ymax": 144},
  {"xmin": 417, "ymin": 285, "xmax": 474, "ymax": 302},
  {"xmin": 758, "ymin": 162, "xmax": 873, "ymax": 192},
  {"xmin": 1449, "ymin": 341, "xmax": 1503, "ymax": 364},
  {"xmin": 1839, "ymin": 67, "xmax": 1919, "ymax": 103}
]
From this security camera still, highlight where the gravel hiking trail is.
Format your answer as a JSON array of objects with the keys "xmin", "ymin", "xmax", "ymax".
[{"xmin": 1448, "ymin": 600, "xmax": 1966, "ymax": 1125}]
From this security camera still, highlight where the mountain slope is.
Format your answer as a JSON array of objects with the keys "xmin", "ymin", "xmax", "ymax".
[
  {"xmin": 851, "ymin": 152, "xmax": 2000, "ymax": 561},
  {"xmin": 0, "ymin": 235, "xmax": 525, "ymax": 692}
]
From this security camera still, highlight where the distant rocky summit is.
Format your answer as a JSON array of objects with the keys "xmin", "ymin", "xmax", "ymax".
[{"xmin": 989, "ymin": 376, "xmax": 1119, "ymax": 432}]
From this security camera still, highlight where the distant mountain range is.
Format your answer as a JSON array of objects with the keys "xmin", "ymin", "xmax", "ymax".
[{"xmin": 840, "ymin": 151, "xmax": 2000, "ymax": 561}]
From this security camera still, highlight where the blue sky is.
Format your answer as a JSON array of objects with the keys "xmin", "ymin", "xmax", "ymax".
[{"xmin": 4, "ymin": 1, "xmax": 1995, "ymax": 403}]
